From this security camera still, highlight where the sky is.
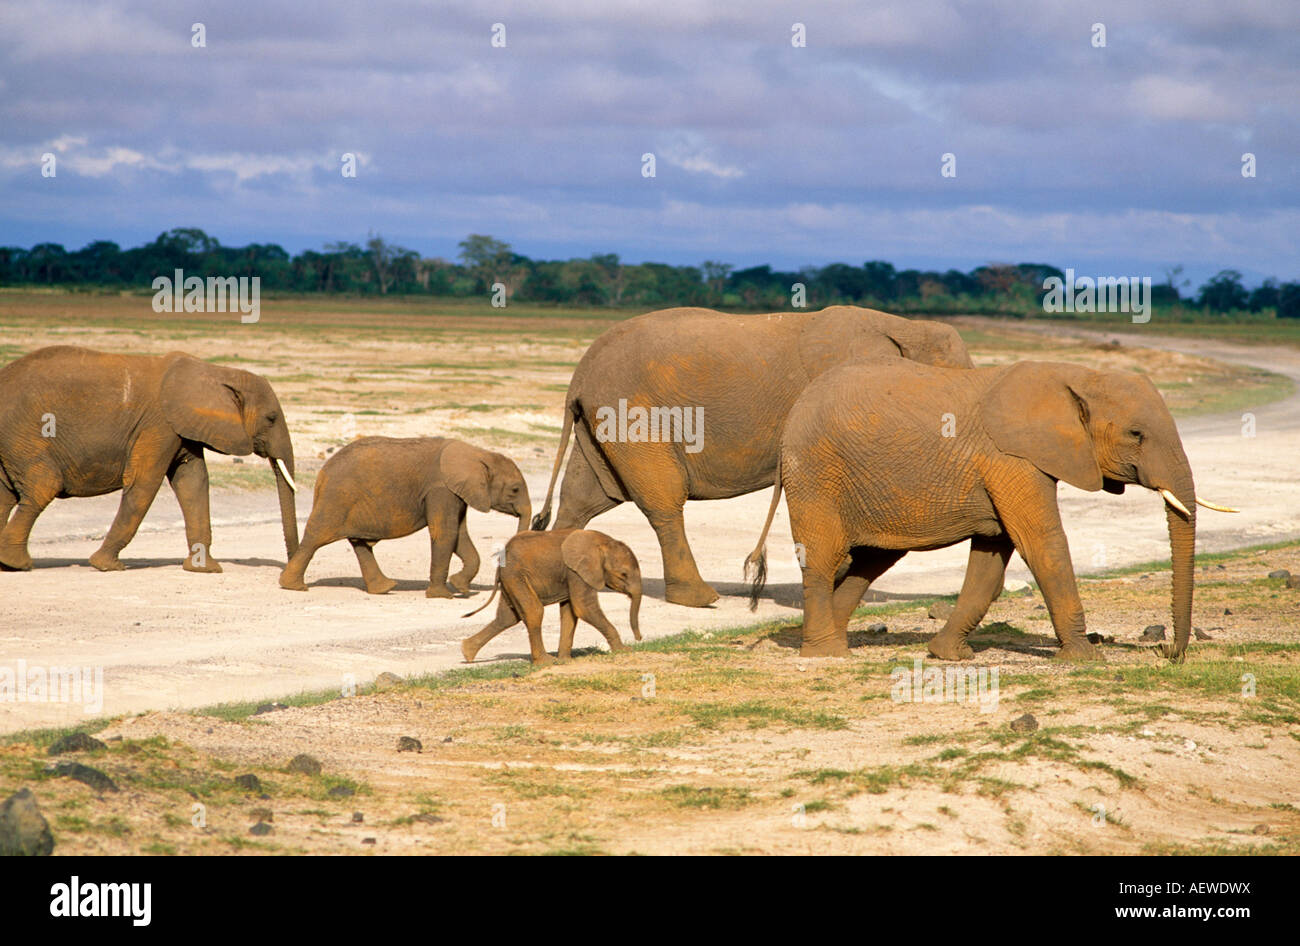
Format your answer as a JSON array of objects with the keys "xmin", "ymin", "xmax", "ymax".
[{"xmin": 1, "ymin": 0, "xmax": 1297, "ymax": 288}]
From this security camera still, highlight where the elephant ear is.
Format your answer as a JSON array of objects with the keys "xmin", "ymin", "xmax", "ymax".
[
  {"xmin": 440, "ymin": 440, "xmax": 491, "ymax": 512},
  {"xmin": 160, "ymin": 356, "xmax": 255, "ymax": 456},
  {"xmin": 561, "ymin": 532, "xmax": 606, "ymax": 589},
  {"xmin": 981, "ymin": 362, "xmax": 1103, "ymax": 492}
]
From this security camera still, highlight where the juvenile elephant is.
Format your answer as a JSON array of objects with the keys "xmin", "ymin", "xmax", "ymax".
[
  {"xmin": 0, "ymin": 345, "xmax": 298, "ymax": 572},
  {"xmin": 531, "ymin": 306, "xmax": 972, "ymax": 607},
  {"xmin": 746, "ymin": 360, "xmax": 1237, "ymax": 662},
  {"xmin": 460, "ymin": 529, "xmax": 642, "ymax": 665},
  {"xmin": 279, "ymin": 436, "xmax": 530, "ymax": 596}
]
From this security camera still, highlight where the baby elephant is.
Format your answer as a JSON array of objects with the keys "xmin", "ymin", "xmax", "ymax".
[
  {"xmin": 280, "ymin": 436, "xmax": 530, "ymax": 596},
  {"xmin": 460, "ymin": 529, "xmax": 642, "ymax": 665}
]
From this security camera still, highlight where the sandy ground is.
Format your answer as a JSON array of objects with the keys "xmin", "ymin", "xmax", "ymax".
[{"xmin": 2, "ymin": 321, "xmax": 1297, "ymax": 732}]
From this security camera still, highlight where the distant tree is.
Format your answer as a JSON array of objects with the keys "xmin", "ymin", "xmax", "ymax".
[
  {"xmin": 367, "ymin": 232, "xmax": 396, "ymax": 294},
  {"xmin": 1278, "ymin": 282, "xmax": 1300, "ymax": 319},
  {"xmin": 700, "ymin": 260, "xmax": 732, "ymax": 304},
  {"xmin": 458, "ymin": 234, "xmax": 515, "ymax": 292},
  {"xmin": 1248, "ymin": 278, "xmax": 1279, "ymax": 313},
  {"xmin": 1197, "ymin": 270, "xmax": 1248, "ymax": 312}
]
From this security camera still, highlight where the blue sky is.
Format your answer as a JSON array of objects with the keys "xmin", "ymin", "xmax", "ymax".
[{"xmin": 1, "ymin": 0, "xmax": 1296, "ymax": 287}]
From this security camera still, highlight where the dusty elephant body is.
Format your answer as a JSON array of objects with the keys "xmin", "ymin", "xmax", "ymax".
[
  {"xmin": 460, "ymin": 529, "xmax": 642, "ymax": 665},
  {"xmin": 532, "ymin": 305, "xmax": 973, "ymax": 607},
  {"xmin": 0, "ymin": 345, "xmax": 298, "ymax": 572},
  {"xmin": 279, "ymin": 436, "xmax": 530, "ymax": 596},
  {"xmin": 747, "ymin": 360, "xmax": 1236, "ymax": 661}
]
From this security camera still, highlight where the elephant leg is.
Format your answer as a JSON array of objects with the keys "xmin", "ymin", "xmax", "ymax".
[
  {"xmin": 350, "ymin": 539, "xmax": 397, "ymax": 594},
  {"xmin": 831, "ymin": 547, "xmax": 906, "ymax": 633},
  {"xmin": 461, "ymin": 596, "xmax": 522, "ymax": 662},
  {"xmin": 167, "ymin": 447, "xmax": 221, "ymax": 573},
  {"xmin": 552, "ymin": 446, "xmax": 620, "ymax": 529},
  {"xmin": 516, "ymin": 588, "xmax": 555, "ymax": 665},
  {"xmin": 928, "ymin": 535, "xmax": 1015, "ymax": 661},
  {"xmin": 447, "ymin": 513, "xmax": 479, "ymax": 594},
  {"xmin": 89, "ymin": 451, "xmax": 170, "ymax": 571},
  {"xmin": 992, "ymin": 478, "xmax": 1098, "ymax": 661},
  {"xmin": 0, "ymin": 468, "xmax": 58, "ymax": 571},
  {"xmin": 279, "ymin": 516, "xmax": 336, "ymax": 591},
  {"xmin": 0, "ymin": 482, "xmax": 16, "ymax": 528},
  {"xmin": 557, "ymin": 600, "xmax": 578, "ymax": 659},
  {"xmin": 793, "ymin": 514, "xmax": 852, "ymax": 657},
  {"xmin": 425, "ymin": 498, "xmax": 461, "ymax": 598},
  {"xmin": 569, "ymin": 584, "xmax": 628, "ymax": 654}
]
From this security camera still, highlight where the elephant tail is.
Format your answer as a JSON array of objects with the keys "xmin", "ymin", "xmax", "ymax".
[
  {"xmin": 461, "ymin": 568, "xmax": 502, "ymax": 618},
  {"xmin": 531, "ymin": 405, "xmax": 574, "ymax": 530},
  {"xmin": 744, "ymin": 462, "xmax": 785, "ymax": 611}
]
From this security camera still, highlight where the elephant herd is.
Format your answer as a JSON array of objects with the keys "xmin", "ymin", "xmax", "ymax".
[{"xmin": 0, "ymin": 306, "xmax": 1236, "ymax": 665}]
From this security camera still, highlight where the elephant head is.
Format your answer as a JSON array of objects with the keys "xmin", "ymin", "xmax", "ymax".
[
  {"xmin": 440, "ymin": 441, "xmax": 532, "ymax": 531},
  {"xmin": 982, "ymin": 362, "xmax": 1234, "ymax": 661},
  {"xmin": 561, "ymin": 531, "xmax": 642, "ymax": 640},
  {"xmin": 160, "ymin": 355, "xmax": 299, "ymax": 559}
]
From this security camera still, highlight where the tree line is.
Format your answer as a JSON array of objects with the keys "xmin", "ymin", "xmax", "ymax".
[{"xmin": 2, "ymin": 227, "xmax": 1297, "ymax": 317}]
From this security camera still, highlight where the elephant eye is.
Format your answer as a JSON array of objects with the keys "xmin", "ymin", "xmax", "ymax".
[{"xmin": 1127, "ymin": 428, "xmax": 1143, "ymax": 443}]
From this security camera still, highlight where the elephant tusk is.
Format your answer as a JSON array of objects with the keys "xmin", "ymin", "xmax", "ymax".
[
  {"xmin": 1159, "ymin": 489, "xmax": 1190, "ymax": 516},
  {"xmin": 275, "ymin": 458, "xmax": 298, "ymax": 493},
  {"xmin": 1195, "ymin": 496, "xmax": 1239, "ymax": 513}
]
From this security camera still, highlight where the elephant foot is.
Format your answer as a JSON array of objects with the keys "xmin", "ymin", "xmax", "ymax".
[
  {"xmin": 664, "ymin": 580, "xmax": 719, "ymax": 608},
  {"xmin": 425, "ymin": 583, "xmax": 457, "ymax": 599},
  {"xmin": 461, "ymin": 638, "xmax": 482, "ymax": 663},
  {"xmin": 88, "ymin": 550, "xmax": 125, "ymax": 572},
  {"xmin": 800, "ymin": 637, "xmax": 851, "ymax": 658},
  {"xmin": 0, "ymin": 545, "xmax": 33, "ymax": 571},
  {"xmin": 279, "ymin": 572, "xmax": 308, "ymax": 591},
  {"xmin": 1054, "ymin": 639, "xmax": 1102, "ymax": 662},
  {"xmin": 927, "ymin": 632, "xmax": 975, "ymax": 661},
  {"xmin": 447, "ymin": 574, "xmax": 474, "ymax": 595},
  {"xmin": 365, "ymin": 576, "xmax": 398, "ymax": 595},
  {"xmin": 530, "ymin": 653, "xmax": 557, "ymax": 667},
  {"xmin": 183, "ymin": 558, "xmax": 223, "ymax": 574}
]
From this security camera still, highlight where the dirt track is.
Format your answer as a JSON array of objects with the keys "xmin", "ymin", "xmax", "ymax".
[{"xmin": 2, "ymin": 320, "xmax": 1297, "ymax": 732}]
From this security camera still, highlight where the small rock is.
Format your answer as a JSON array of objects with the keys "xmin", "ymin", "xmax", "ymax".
[
  {"xmin": 1033, "ymin": 604, "xmax": 1046, "ymax": 611},
  {"xmin": 0, "ymin": 788, "xmax": 54, "ymax": 856},
  {"xmin": 1140, "ymin": 625, "xmax": 1167, "ymax": 642},
  {"xmin": 253, "ymin": 702, "xmax": 288, "ymax": 716},
  {"xmin": 233, "ymin": 774, "xmax": 262, "ymax": 793},
  {"xmin": 397, "ymin": 736, "xmax": 423, "ymax": 753},
  {"xmin": 1194, "ymin": 628, "xmax": 1214, "ymax": 640},
  {"xmin": 327, "ymin": 785, "xmax": 355, "ymax": 798},
  {"xmin": 249, "ymin": 821, "xmax": 273, "ymax": 836},
  {"xmin": 286, "ymin": 754, "xmax": 322, "ymax": 776},
  {"xmin": 362, "ymin": 837, "xmax": 376, "ymax": 845},
  {"xmin": 47, "ymin": 761, "xmax": 118, "ymax": 793},
  {"xmin": 1184, "ymin": 739, "xmax": 1197, "ymax": 751},
  {"xmin": 373, "ymin": 672, "xmax": 404, "ymax": 692},
  {"xmin": 47, "ymin": 732, "xmax": 106, "ymax": 755},
  {"xmin": 1267, "ymin": 569, "xmax": 1290, "ymax": 580},
  {"xmin": 1113, "ymin": 673, "xmax": 1124, "ymax": 682},
  {"xmin": 249, "ymin": 807, "xmax": 274, "ymax": 822},
  {"xmin": 1003, "ymin": 579, "xmax": 1029, "ymax": 593},
  {"xmin": 1287, "ymin": 577, "xmax": 1300, "ymax": 590},
  {"xmin": 442, "ymin": 736, "xmax": 453, "ymax": 744},
  {"xmin": 927, "ymin": 601, "xmax": 955, "ymax": 621},
  {"xmin": 1253, "ymin": 823, "xmax": 1270, "ymax": 835},
  {"xmin": 352, "ymin": 811, "xmax": 364, "ymax": 823},
  {"xmin": 232, "ymin": 457, "xmax": 244, "ymax": 464},
  {"xmin": 1086, "ymin": 633, "xmax": 1114, "ymax": 644},
  {"xmin": 1009, "ymin": 713, "xmax": 1039, "ymax": 733},
  {"xmin": 865, "ymin": 623, "xmax": 887, "ymax": 635},
  {"xmin": 1224, "ymin": 607, "xmax": 1233, "ymax": 615}
]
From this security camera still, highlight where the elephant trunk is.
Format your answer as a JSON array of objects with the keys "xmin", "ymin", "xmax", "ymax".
[
  {"xmin": 269, "ymin": 447, "xmax": 299, "ymax": 560},
  {"xmin": 628, "ymin": 579, "xmax": 642, "ymax": 641},
  {"xmin": 515, "ymin": 496, "xmax": 532, "ymax": 534},
  {"xmin": 1158, "ymin": 463, "xmax": 1196, "ymax": 662}
]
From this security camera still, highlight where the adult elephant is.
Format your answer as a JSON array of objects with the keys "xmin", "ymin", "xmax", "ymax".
[
  {"xmin": 745, "ymin": 360, "xmax": 1237, "ymax": 660},
  {"xmin": 0, "ymin": 345, "xmax": 299, "ymax": 572},
  {"xmin": 531, "ymin": 305, "xmax": 973, "ymax": 606}
]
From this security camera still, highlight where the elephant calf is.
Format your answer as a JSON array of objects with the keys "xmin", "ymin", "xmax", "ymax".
[
  {"xmin": 746, "ymin": 360, "xmax": 1237, "ymax": 662},
  {"xmin": 460, "ymin": 529, "xmax": 642, "ymax": 665},
  {"xmin": 279, "ymin": 436, "xmax": 530, "ymax": 596}
]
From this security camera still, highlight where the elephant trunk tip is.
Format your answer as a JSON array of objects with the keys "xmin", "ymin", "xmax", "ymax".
[{"xmin": 531, "ymin": 509, "xmax": 551, "ymax": 531}]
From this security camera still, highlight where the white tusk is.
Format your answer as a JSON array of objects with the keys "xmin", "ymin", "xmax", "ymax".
[
  {"xmin": 275, "ymin": 458, "xmax": 298, "ymax": 493},
  {"xmin": 1159, "ymin": 489, "xmax": 1190, "ymax": 516},
  {"xmin": 1195, "ymin": 496, "xmax": 1239, "ymax": 513}
]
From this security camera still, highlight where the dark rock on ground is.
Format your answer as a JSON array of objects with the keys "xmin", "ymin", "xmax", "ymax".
[
  {"xmin": 233, "ymin": 774, "xmax": 262, "ymax": 793},
  {"xmin": 253, "ymin": 702, "xmax": 288, "ymax": 715},
  {"xmin": 374, "ymin": 672, "xmax": 404, "ymax": 691},
  {"xmin": 47, "ymin": 761, "xmax": 118, "ymax": 793},
  {"xmin": 1140, "ymin": 625, "xmax": 1167, "ymax": 641},
  {"xmin": 0, "ymin": 789, "xmax": 54, "ymax": 856},
  {"xmin": 397, "ymin": 736, "xmax": 423, "ymax": 753},
  {"xmin": 865, "ymin": 623, "xmax": 887, "ymax": 635},
  {"xmin": 927, "ymin": 601, "xmax": 955, "ymax": 621},
  {"xmin": 1267, "ymin": 569, "xmax": 1290, "ymax": 580},
  {"xmin": 1194, "ymin": 628, "xmax": 1214, "ymax": 640},
  {"xmin": 47, "ymin": 732, "xmax": 107, "ymax": 755},
  {"xmin": 1009, "ymin": 713, "xmax": 1039, "ymax": 733},
  {"xmin": 250, "ymin": 821, "xmax": 273, "ymax": 836},
  {"xmin": 352, "ymin": 811, "xmax": 364, "ymax": 823},
  {"xmin": 286, "ymin": 754, "xmax": 322, "ymax": 776}
]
